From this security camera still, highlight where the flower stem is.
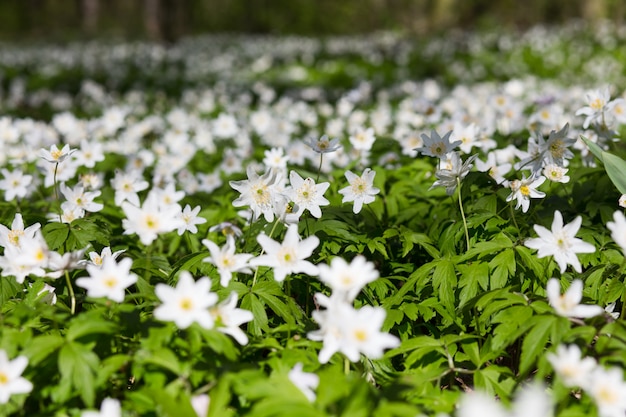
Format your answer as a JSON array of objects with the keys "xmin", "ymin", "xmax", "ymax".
[
  {"xmin": 316, "ymin": 154, "xmax": 323, "ymax": 183},
  {"xmin": 344, "ymin": 357, "xmax": 350, "ymax": 375},
  {"xmin": 65, "ymin": 270, "xmax": 76, "ymax": 315},
  {"xmin": 252, "ymin": 219, "xmax": 280, "ymax": 287},
  {"xmin": 53, "ymin": 162, "xmax": 62, "ymax": 222},
  {"xmin": 456, "ymin": 177, "xmax": 470, "ymax": 251}
]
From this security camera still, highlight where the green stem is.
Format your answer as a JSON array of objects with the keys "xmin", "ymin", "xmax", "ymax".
[
  {"xmin": 316, "ymin": 154, "xmax": 323, "ymax": 183},
  {"xmin": 344, "ymin": 357, "xmax": 350, "ymax": 375},
  {"xmin": 54, "ymin": 162, "xmax": 62, "ymax": 222},
  {"xmin": 65, "ymin": 270, "xmax": 76, "ymax": 315},
  {"xmin": 252, "ymin": 219, "xmax": 280, "ymax": 287},
  {"xmin": 456, "ymin": 177, "xmax": 470, "ymax": 251}
]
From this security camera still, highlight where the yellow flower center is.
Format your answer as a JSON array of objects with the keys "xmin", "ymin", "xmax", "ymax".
[
  {"xmin": 351, "ymin": 177, "xmax": 368, "ymax": 195},
  {"xmin": 179, "ymin": 298, "xmax": 194, "ymax": 311},
  {"xmin": 590, "ymin": 98, "xmax": 604, "ymax": 111},
  {"xmin": 8, "ymin": 230, "xmax": 23, "ymax": 246},
  {"xmin": 596, "ymin": 386, "xmax": 618, "ymax": 405},
  {"xmin": 103, "ymin": 276, "xmax": 118, "ymax": 288},
  {"xmin": 0, "ymin": 371, "xmax": 8, "ymax": 385},
  {"xmin": 430, "ymin": 143, "xmax": 444, "ymax": 156},
  {"xmin": 353, "ymin": 329, "xmax": 368, "ymax": 342},
  {"xmin": 145, "ymin": 215, "xmax": 159, "ymax": 230},
  {"xmin": 550, "ymin": 139, "xmax": 565, "ymax": 158},
  {"xmin": 520, "ymin": 185, "xmax": 530, "ymax": 196},
  {"xmin": 51, "ymin": 149, "xmax": 63, "ymax": 160},
  {"xmin": 252, "ymin": 183, "xmax": 271, "ymax": 205}
]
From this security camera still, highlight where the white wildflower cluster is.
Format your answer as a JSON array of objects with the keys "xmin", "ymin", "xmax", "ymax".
[
  {"xmin": 153, "ymin": 271, "xmax": 253, "ymax": 345},
  {"xmin": 547, "ymin": 344, "xmax": 626, "ymax": 417},
  {"xmin": 308, "ymin": 255, "xmax": 400, "ymax": 364}
]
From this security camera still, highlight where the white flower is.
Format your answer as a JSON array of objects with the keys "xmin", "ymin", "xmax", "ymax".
[
  {"xmin": 191, "ymin": 394, "xmax": 210, "ymax": 417},
  {"xmin": 304, "ymin": 135, "xmax": 341, "ymax": 154},
  {"xmin": 111, "ymin": 170, "xmax": 149, "ymax": 207},
  {"xmin": 349, "ymin": 126, "xmax": 376, "ymax": 151},
  {"xmin": 546, "ymin": 344, "xmax": 597, "ymax": 388},
  {"xmin": 0, "ymin": 213, "xmax": 40, "ymax": 249},
  {"xmin": 202, "ymin": 236, "xmax": 253, "ymax": 287},
  {"xmin": 475, "ymin": 152, "xmax": 511, "ymax": 185},
  {"xmin": 154, "ymin": 271, "xmax": 218, "ymax": 329},
  {"xmin": 40, "ymin": 143, "xmax": 75, "ymax": 164},
  {"xmin": 79, "ymin": 246, "xmax": 126, "ymax": 268},
  {"xmin": 121, "ymin": 191, "xmax": 184, "ymax": 246},
  {"xmin": 542, "ymin": 164, "xmax": 569, "ymax": 183},
  {"xmin": 76, "ymin": 257, "xmax": 138, "ymax": 303},
  {"xmin": 415, "ymin": 129, "xmax": 462, "ymax": 160},
  {"xmin": 575, "ymin": 86, "xmax": 612, "ymax": 129},
  {"xmin": 230, "ymin": 166, "xmax": 280, "ymax": 222},
  {"xmin": 546, "ymin": 278, "xmax": 604, "ymax": 318},
  {"xmin": 250, "ymin": 224, "xmax": 319, "ymax": 282},
  {"xmin": 177, "ymin": 204, "xmax": 207, "ymax": 235},
  {"xmin": 0, "ymin": 349, "xmax": 33, "ymax": 404},
  {"xmin": 286, "ymin": 171, "xmax": 330, "ymax": 219},
  {"xmin": 338, "ymin": 168, "xmax": 380, "ymax": 214},
  {"xmin": 619, "ymin": 195, "xmax": 626, "ymax": 208},
  {"xmin": 505, "ymin": 175, "xmax": 546, "ymax": 213},
  {"xmin": 317, "ymin": 255, "xmax": 379, "ymax": 303},
  {"xmin": 81, "ymin": 397, "xmax": 122, "ymax": 417},
  {"xmin": 587, "ymin": 366, "xmax": 626, "ymax": 417},
  {"xmin": 0, "ymin": 169, "xmax": 32, "ymax": 201},
  {"xmin": 288, "ymin": 363, "xmax": 319, "ymax": 402},
  {"xmin": 209, "ymin": 292, "xmax": 253, "ymax": 345},
  {"xmin": 525, "ymin": 210, "xmax": 596, "ymax": 273},
  {"xmin": 308, "ymin": 294, "xmax": 400, "ymax": 363},
  {"xmin": 60, "ymin": 183, "xmax": 103, "ymax": 213},
  {"xmin": 606, "ymin": 210, "xmax": 626, "ymax": 257},
  {"xmin": 430, "ymin": 152, "xmax": 477, "ymax": 195}
]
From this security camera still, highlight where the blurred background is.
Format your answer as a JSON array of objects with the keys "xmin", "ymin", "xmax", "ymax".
[{"xmin": 0, "ymin": 0, "xmax": 623, "ymax": 42}]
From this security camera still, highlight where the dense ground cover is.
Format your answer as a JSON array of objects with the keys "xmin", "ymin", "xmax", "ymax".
[{"xmin": 1, "ymin": 21, "xmax": 626, "ymax": 416}]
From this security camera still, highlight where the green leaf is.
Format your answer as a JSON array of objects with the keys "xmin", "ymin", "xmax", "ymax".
[
  {"xmin": 473, "ymin": 365, "xmax": 514, "ymax": 398},
  {"xmin": 146, "ymin": 387, "xmax": 198, "ymax": 417},
  {"xmin": 66, "ymin": 311, "xmax": 117, "ymax": 341},
  {"xmin": 432, "ymin": 259, "xmax": 457, "ymax": 314},
  {"xmin": 580, "ymin": 136, "xmax": 605, "ymax": 162},
  {"xmin": 457, "ymin": 262, "xmax": 489, "ymax": 308},
  {"xmin": 602, "ymin": 151, "xmax": 626, "ymax": 194},
  {"xmin": 22, "ymin": 334, "xmax": 64, "ymax": 365},
  {"xmin": 488, "ymin": 249, "xmax": 516, "ymax": 290},
  {"xmin": 0, "ymin": 276, "xmax": 21, "ymax": 306},
  {"xmin": 58, "ymin": 342, "xmax": 99, "ymax": 406},
  {"xmin": 138, "ymin": 347, "xmax": 185, "ymax": 375},
  {"xmin": 42, "ymin": 222, "xmax": 69, "ymax": 250},
  {"xmin": 519, "ymin": 315, "xmax": 558, "ymax": 376},
  {"xmin": 241, "ymin": 292, "xmax": 269, "ymax": 335},
  {"xmin": 208, "ymin": 374, "xmax": 235, "ymax": 417}
]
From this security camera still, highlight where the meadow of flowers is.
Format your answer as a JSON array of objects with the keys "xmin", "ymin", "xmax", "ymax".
[{"xmin": 2, "ymin": 21, "xmax": 626, "ymax": 417}]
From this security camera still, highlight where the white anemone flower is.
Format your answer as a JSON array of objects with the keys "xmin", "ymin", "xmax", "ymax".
[
  {"xmin": 546, "ymin": 278, "xmax": 604, "ymax": 318},
  {"xmin": 202, "ymin": 235, "xmax": 253, "ymax": 287},
  {"xmin": 317, "ymin": 255, "xmax": 379, "ymax": 303},
  {"xmin": 338, "ymin": 168, "xmax": 380, "ymax": 214},
  {"xmin": 209, "ymin": 292, "xmax": 254, "ymax": 345},
  {"xmin": 505, "ymin": 175, "xmax": 546, "ymax": 213},
  {"xmin": 525, "ymin": 210, "xmax": 595, "ymax": 273},
  {"xmin": 81, "ymin": 397, "xmax": 122, "ymax": 417},
  {"xmin": 288, "ymin": 363, "xmax": 319, "ymax": 402},
  {"xmin": 76, "ymin": 257, "xmax": 138, "ymax": 303},
  {"xmin": 286, "ymin": 171, "xmax": 330, "ymax": 219},
  {"xmin": 154, "ymin": 271, "xmax": 218, "ymax": 329},
  {"xmin": 0, "ymin": 349, "xmax": 33, "ymax": 404},
  {"xmin": 606, "ymin": 210, "xmax": 626, "ymax": 257},
  {"xmin": 546, "ymin": 344, "xmax": 597, "ymax": 388},
  {"xmin": 250, "ymin": 224, "xmax": 319, "ymax": 282}
]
